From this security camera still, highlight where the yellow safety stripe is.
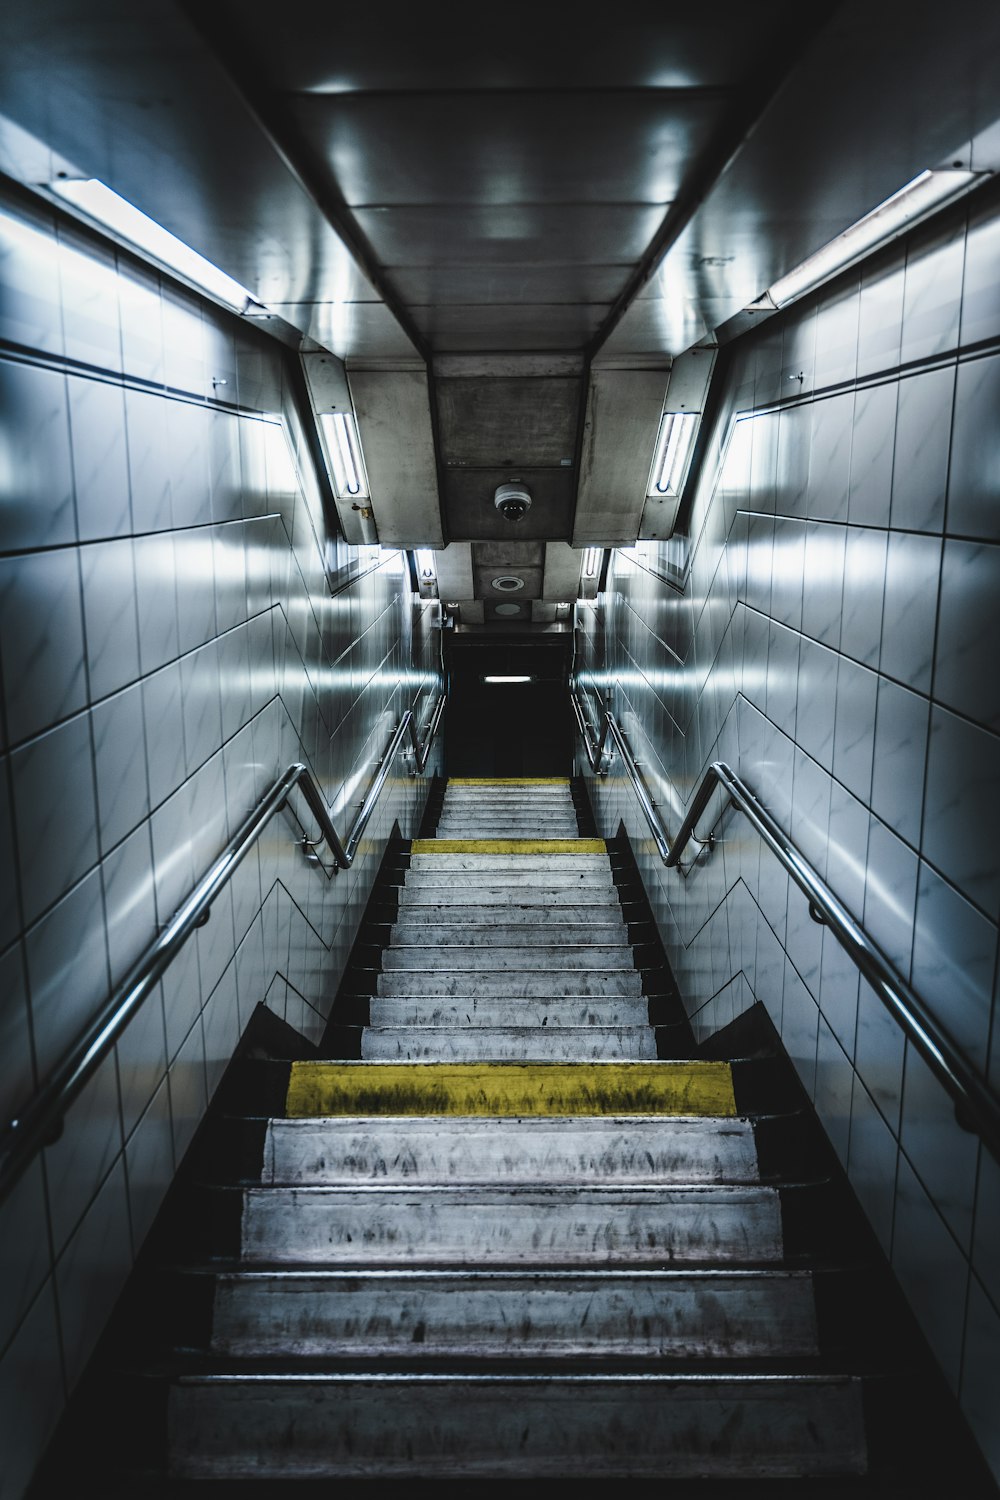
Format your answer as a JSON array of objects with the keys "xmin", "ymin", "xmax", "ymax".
[
  {"xmin": 411, "ymin": 838, "xmax": 606, "ymax": 854},
  {"xmin": 286, "ymin": 1061, "xmax": 737, "ymax": 1119}
]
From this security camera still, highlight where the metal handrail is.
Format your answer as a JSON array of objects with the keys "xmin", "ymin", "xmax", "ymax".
[
  {"xmin": 0, "ymin": 698, "xmax": 445, "ymax": 1207},
  {"xmin": 570, "ymin": 688, "xmax": 1000, "ymax": 1163}
]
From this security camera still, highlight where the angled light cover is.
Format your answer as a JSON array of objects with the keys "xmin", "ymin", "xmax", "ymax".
[
  {"xmin": 50, "ymin": 177, "xmax": 254, "ymax": 311},
  {"xmin": 582, "ymin": 547, "xmax": 602, "ymax": 579},
  {"xmin": 319, "ymin": 411, "xmax": 369, "ymax": 499},
  {"xmin": 647, "ymin": 411, "xmax": 698, "ymax": 498},
  {"xmin": 764, "ymin": 168, "xmax": 981, "ymax": 309},
  {"xmin": 415, "ymin": 549, "xmax": 436, "ymax": 580}
]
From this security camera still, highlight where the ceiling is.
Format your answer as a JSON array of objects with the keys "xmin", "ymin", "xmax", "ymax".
[{"xmin": 2, "ymin": 1, "xmax": 999, "ymax": 631}]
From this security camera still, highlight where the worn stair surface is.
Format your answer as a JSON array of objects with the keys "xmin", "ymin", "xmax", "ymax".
[
  {"xmin": 31, "ymin": 778, "xmax": 998, "ymax": 1494},
  {"xmin": 165, "ymin": 779, "xmax": 862, "ymax": 1479}
]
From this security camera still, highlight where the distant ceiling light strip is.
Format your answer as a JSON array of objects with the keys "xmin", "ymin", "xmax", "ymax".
[
  {"xmin": 648, "ymin": 412, "xmax": 698, "ymax": 497},
  {"xmin": 483, "ymin": 676, "xmax": 532, "ymax": 684},
  {"xmin": 415, "ymin": 549, "xmax": 436, "ymax": 580},
  {"xmin": 582, "ymin": 547, "xmax": 601, "ymax": 578},
  {"xmin": 49, "ymin": 177, "xmax": 255, "ymax": 311},
  {"xmin": 763, "ymin": 168, "xmax": 982, "ymax": 309},
  {"xmin": 319, "ymin": 412, "xmax": 368, "ymax": 498}
]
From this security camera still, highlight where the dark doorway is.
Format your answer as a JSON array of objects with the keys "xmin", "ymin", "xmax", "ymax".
[{"xmin": 443, "ymin": 634, "xmax": 572, "ymax": 776}]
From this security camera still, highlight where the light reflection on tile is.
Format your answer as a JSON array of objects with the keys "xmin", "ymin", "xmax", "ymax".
[
  {"xmin": 870, "ymin": 677, "xmax": 929, "ymax": 848},
  {"xmin": 0, "ymin": 360, "xmax": 75, "ymax": 552},
  {"xmin": 890, "ymin": 366, "xmax": 954, "ymax": 534},
  {"xmin": 934, "ymin": 540, "xmax": 1000, "ymax": 731},
  {"xmin": 922, "ymin": 708, "xmax": 1000, "ymax": 917},
  {"xmin": 80, "ymin": 538, "xmax": 140, "ymax": 702},
  {"xmin": 12, "ymin": 714, "xmax": 98, "ymax": 924},
  {"xmin": 0, "ymin": 548, "xmax": 87, "ymax": 744}
]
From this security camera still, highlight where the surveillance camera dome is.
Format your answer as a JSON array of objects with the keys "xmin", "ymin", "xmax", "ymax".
[{"xmin": 494, "ymin": 482, "xmax": 532, "ymax": 521}]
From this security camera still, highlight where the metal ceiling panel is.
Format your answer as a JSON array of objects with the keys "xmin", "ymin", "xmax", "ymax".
[
  {"xmin": 599, "ymin": 0, "xmax": 1000, "ymax": 359},
  {"xmin": 226, "ymin": 1, "xmax": 800, "ymax": 92},
  {"xmin": 352, "ymin": 205, "xmax": 669, "ymax": 268},
  {"xmin": 597, "ymin": 298, "xmax": 736, "ymax": 360},
  {"xmin": 0, "ymin": 0, "xmax": 394, "ymax": 336},
  {"xmin": 542, "ymin": 543, "xmax": 585, "ymax": 603},
  {"xmin": 443, "ymin": 469, "xmax": 576, "ymax": 542},
  {"xmin": 433, "ymin": 543, "xmax": 475, "ymax": 602},
  {"xmin": 272, "ymin": 301, "xmax": 417, "ymax": 360},
  {"xmin": 436, "ymin": 378, "xmax": 580, "ymax": 468},
  {"xmin": 388, "ymin": 265, "xmax": 633, "ymax": 306},
  {"xmin": 572, "ymin": 370, "xmax": 669, "ymax": 547},
  {"xmin": 347, "ymin": 369, "xmax": 444, "ymax": 548},
  {"xmin": 290, "ymin": 93, "xmax": 720, "ymax": 207},
  {"xmin": 410, "ymin": 306, "xmax": 610, "ymax": 352}
]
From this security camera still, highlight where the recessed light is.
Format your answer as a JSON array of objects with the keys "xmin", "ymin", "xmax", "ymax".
[
  {"xmin": 494, "ymin": 602, "xmax": 522, "ymax": 616},
  {"xmin": 491, "ymin": 575, "xmax": 525, "ymax": 592}
]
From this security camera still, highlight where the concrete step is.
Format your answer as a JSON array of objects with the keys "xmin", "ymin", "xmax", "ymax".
[
  {"xmin": 434, "ymin": 826, "xmax": 582, "ymax": 838},
  {"xmin": 434, "ymin": 810, "xmax": 578, "ymax": 822},
  {"xmin": 284, "ymin": 1061, "xmax": 738, "ymax": 1119},
  {"xmin": 382, "ymin": 944, "xmax": 634, "ymax": 971},
  {"xmin": 240, "ymin": 1183, "xmax": 785, "ymax": 1265},
  {"xmin": 408, "ymin": 853, "xmax": 610, "ymax": 871},
  {"xmin": 403, "ymin": 872, "xmax": 617, "ymax": 889},
  {"xmin": 208, "ymin": 1268, "xmax": 817, "ymax": 1359},
  {"xmin": 446, "ymin": 780, "xmax": 569, "ymax": 792},
  {"xmin": 360, "ymin": 1025, "xmax": 658, "ymax": 1062},
  {"xmin": 376, "ymin": 970, "xmax": 643, "ymax": 997},
  {"xmin": 369, "ymin": 997, "xmax": 649, "ymax": 1028},
  {"xmin": 388, "ymin": 923, "xmax": 627, "ymax": 945},
  {"xmin": 262, "ymin": 1116, "xmax": 760, "ymax": 1185},
  {"xmin": 168, "ymin": 1371, "xmax": 866, "ymax": 1478},
  {"xmin": 437, "ymin": 810, "xmax": 578, "ymax": 822},
  {"xmin": 396, "ymin": 899, "xmax": 625, "ymax": 918},
  {"xmin": 438, "ymin": 806, "xmax": 576, "ymax": 819},
  {"xmin": 442, "ymin": 785, "xmax": 574, "ymax": 795}
]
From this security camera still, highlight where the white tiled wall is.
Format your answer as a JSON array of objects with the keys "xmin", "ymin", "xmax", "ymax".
[
  {"xmin": 578, "ymin": 179, "xmax": 1000, "ymax": 1481},
  {"xmin": 0, "ymin": 185, "xmax": 441, "ymax": 1497}
]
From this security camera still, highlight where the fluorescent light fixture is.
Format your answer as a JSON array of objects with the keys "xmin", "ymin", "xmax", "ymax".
[
  {"xmin": 415, "ymin": 548, "xmax": 436, "ymax": 580},
  {"xmin": 319, "ymin": 411, "xmax": 368, "ymax": 498},
  {"xmin": 763, "ymin": 168, "xmax": 981, "ymax": 309},
  {"xmin": 50, "ymin": 177, "xmax": 254, "ymax": 311},
  {"xmin": 483, "ymin": 675, "xmax": 532, "ymax": 684},
  {"xmin": 647, "ymin": 411, "xmax": 698, "ymax": 497},
  {"xmin": 582, "ymin": 547, "xmax": 601, "ymax": 579}
]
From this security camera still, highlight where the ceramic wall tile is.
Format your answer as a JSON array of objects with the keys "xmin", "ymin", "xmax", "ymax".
[
  {"xmin": 0, "ymin": 360, "xmax": 74, "ymax": 553},
  {"xmin": 0, "ymin": 549, "xmax": 87, "ymax": 745}
]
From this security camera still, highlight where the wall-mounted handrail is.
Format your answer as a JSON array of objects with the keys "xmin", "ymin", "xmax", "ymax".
[
  {"xmin": 0, "ymin": 696, "xmax": 445, "ymax": 1209},
  {"xmin": 570, "ymin": 687, "xmax": 1000, "ymax": 1163},
  {"xmin": 409, "ymin": 689, "xmax": 446, "ymax": 776}
]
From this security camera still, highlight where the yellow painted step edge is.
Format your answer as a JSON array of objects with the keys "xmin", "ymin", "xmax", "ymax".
[
  {"xmin": 412, "ymin": 838, "xmax": 606, "ymax": 854},
  {"xmin": 287, "ymin": 1060, "xmax": 736, "ymax": 1119},
  {"xmin": 448, "ymin": 777, "xmax": 570, "ymax": 786}
]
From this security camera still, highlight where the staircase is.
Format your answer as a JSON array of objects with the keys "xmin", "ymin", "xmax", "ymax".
[
  {"xmin": 33, "ymin": 778, "xmax": 996, "ymax": 1491},
  {"xmin": 168, "ymin": 775, "xmax": 869, "ymax": 1481}
]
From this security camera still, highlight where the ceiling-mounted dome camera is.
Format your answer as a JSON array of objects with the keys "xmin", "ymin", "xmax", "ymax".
[{"xmin": 494, "ymin": 482, "xmax": 532, "ymax": 522}]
